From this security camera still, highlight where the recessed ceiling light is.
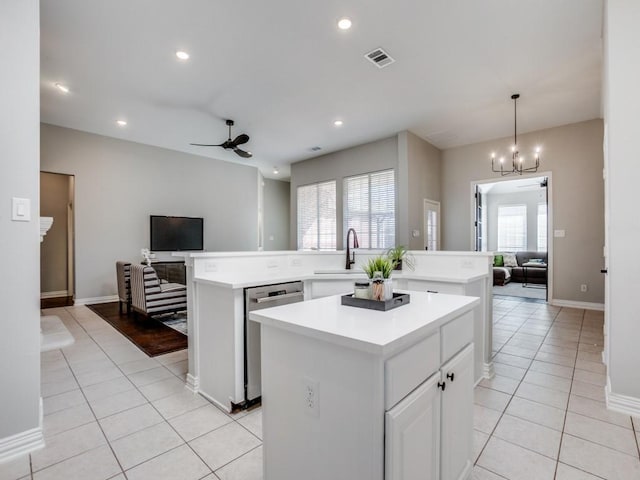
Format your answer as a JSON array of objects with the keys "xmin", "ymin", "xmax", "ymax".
[
  {"xmin": 175, "ymin": 51, "xmax": 190, "ymax": 60},
  {"xmin": 337, "ymin": 18, "xmax": 352, "ymax": 30},
  {"xmin": 334, "ymin": 120, "xmax": 343, "ymax": 127},
  {"xmin": 55, "ymin": 83, "xmax": 69, "ymax": 94},
  {"xmin": 116, "ymin": 120, "xmax": 127, "ymax": 126},
  {"xmin": 273, "ymin": 167, "xmax": 279, "ymax": 175}
]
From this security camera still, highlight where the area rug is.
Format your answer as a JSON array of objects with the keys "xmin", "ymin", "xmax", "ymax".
[
  {"xmin": 87, "ymin": 302, "xmax": 187, "ymax": 357},
  {"xmin": 493, "ymin": 282, "xmax": 547, "ymax": 300}
]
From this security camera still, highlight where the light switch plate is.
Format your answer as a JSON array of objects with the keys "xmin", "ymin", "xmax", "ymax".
[
  {"xmin": 554, "ymin": 229, "xmax": 566, "ymax": 238},
  {"xmin": 12, "ymin": 197, "xmax": 31, "ymax": 222}
]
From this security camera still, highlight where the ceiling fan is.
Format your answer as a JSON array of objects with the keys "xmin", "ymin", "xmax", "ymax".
[{"xmin": 191, "ymin": 119, "xmax": 252, "ymax": 158}]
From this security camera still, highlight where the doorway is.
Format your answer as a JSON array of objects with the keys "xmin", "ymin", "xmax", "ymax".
[
  {"xmin": 40, "ymin": 172, "xmax": 75, "ymax": 308},
  {"xmin": 423, "ymin": 199, "xmax": 440, "ymax": 251},
  {"xmin": 473, "ymin": 175, "xmax": 550, "ymax": 301}
]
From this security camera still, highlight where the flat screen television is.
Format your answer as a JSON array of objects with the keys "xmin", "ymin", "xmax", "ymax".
[{"xmin": 150, "ymin": 215, "xmax": 204, "ymax": 251}]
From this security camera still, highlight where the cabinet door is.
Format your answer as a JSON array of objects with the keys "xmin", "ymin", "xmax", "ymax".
[
  {"xmin": 440, "ymin": 344, "xmax": 474, "ymax": 480},
  {"xmin": 406, "ymin": 280, "xmax": 464, "ymax": 295},
  {"xmin": 385, "ymin": 373, "xmax": 441, "ymax": 480}
]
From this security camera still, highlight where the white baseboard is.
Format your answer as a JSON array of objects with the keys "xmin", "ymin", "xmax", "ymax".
[
  {"xmin": 74, "ymin": 295, "xmax": 118, "ymax": 306},
  {"xmin": 483, "ymin": 362, "xmax": 495, "ymax": 380},
  {"xmin": 195, "ymin": 389, "xmax": 233, "ymax": 414},
  {"xmin": 606, "ymin": 379, "xmax": 640, "ymax": 417},
  {"xmin": 0, "ymin": 425, "xmax": 44, "ymax": 463},
  {"xmin": 550, "ymin": 299, "xmax": 604, "ymax": 311},
  {"xmin": 185, "ymin": 373, "xmax": 200, "ymax": 394},
  {"xmin": 40, "ymin": 290, "xmax": 69, "ymax": 299}
]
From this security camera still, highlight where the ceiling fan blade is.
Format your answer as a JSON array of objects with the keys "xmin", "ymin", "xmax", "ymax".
[
  {"xmin": 234, "ymin": 147, "xmax": 252, "ymax": 158},
  {"xmin": 190, "ymin": 142, "xmax": 225, "ymax": 147},
  {"xmin": 232, "ymin": 134, "xmax": 250, "ymax": 146}
]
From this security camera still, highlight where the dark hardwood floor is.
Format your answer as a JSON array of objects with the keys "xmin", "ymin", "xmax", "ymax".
[
  {"xmin": 87, "ymin": 302, "xmax": 187, "ymax": 357},
  {"xmin": 41, "ymin": 296, "xmax": 74, "ymax": 309}
]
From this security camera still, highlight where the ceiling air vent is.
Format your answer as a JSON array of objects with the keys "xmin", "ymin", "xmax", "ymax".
[{"xmin": 364, "ymin": 47, "xmax": 395, "ymax": 69}]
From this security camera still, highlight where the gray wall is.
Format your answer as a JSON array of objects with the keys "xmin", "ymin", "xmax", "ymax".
[
  {"xmin": 263, "ymin": 179, "xmax": 290, "ymax": 251},
  {"xmin": 40, "ymin": 124, "xmax": 260, "ymax": 301},
  {"xmin": 290, "ymin": 136, "xmax": 398, "ymax": 249},
  {"xmin": 486, "ymin": 189, "xmax": 546, "ymax": 252},
  {"xmin": 0, "ymin": 0, "xmax": 41, "ymax": 443},
  {"xmin": 404, "ymin": 131, "xmax": 442, "ymax": 250},
  {"xmin": 441, "ymin": 119, "xmax": 604, "ymax": 304},
  {"xmin": 40, "ymin": 172, "xmax": 71, "ymax": 294}
]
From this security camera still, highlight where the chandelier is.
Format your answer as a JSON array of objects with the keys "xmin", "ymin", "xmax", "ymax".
[{"xmin": 491, "ymin": 94, "xmax": 541, "ymax": 176}]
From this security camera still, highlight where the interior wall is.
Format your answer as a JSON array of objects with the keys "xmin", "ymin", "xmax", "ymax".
[
  {"xmin": 40, "ymin": 123, "xmax": 260, "ymax": 301},
  {"xmin": 0, "ymin": 0, "xmax": 41, "ymax": 445},
  {"xmin": 604, "ymin": 0, "xmax": 640, "ymax": 401},
  {"xmin": 40, "ymin": 172, "xmax": 70, "ymax": 295},
  {"xmin": 289, "ymin": 136, "xmax": 398, "ymax": 249},
  {"xmin": 441, "ymin": 119, "xmax": 604, "ymax": 304},
  {"xmin": 486, "ymin": 189, "xmax": 546, "ymax": 252},
  {"xmin": 263, "ymin": 179, "xmax": 290, "ymax": 251},
  {"xmin": 406, "ymin": 131, "xmax": 442, "ymax": 250}
]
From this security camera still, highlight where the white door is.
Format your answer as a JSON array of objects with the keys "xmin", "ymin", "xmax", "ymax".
[
  {"xmin": 440, "ymin": 344, "xmax": 474, "ymax": 480},
  {"xmin": 385, "ymin": 373, "xmax": 441, "ymax": 480},
  {"xmin": 424, "ymin": 199, "xmax": 440, "ymax": 251}
]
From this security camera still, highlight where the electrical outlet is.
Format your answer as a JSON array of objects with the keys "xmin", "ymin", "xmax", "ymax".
[
  {"xmin": 267, "ymin": 260, "xmax": 279, "ymax": 269},
  {"xmin": 204, "ymin": 262, "xmax": 218, "ymax": 273},
  {"xmin": 290, "ymin": 257, "xmax": 302, "ymax": 267},
  {"xmin": 581, "ymin": 284, "xmax": 588, "ymax": 292},
  {"xmin": 461, "ymin": 259, "xmax": 473, "ymax": 269},
  {"xmin": 303, "ymin": 376, "xmax": 319, "ymax": 417}
]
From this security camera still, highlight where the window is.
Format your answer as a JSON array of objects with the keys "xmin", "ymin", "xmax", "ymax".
[
  {"xmin": 537, "ymin": 203, "xmax": 547, "ymax": 252},
  {"xmin": 497, "ymin": 204, "xmax": 527, "ymax": 251},
  {"xmin": 297, "ymin": 181, "xmax": 336, "ymax": 250},
  {"xmin": 344, "ymin": 169, "xmax": 395, "ymax": 249}
]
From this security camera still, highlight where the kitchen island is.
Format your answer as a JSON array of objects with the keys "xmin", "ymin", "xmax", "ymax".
[{"xmin": 250, "ymin": 291, "xmax": 479, "ymax": 480}]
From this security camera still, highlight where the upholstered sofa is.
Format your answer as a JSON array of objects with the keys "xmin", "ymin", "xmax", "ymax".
[{"xmin": 493, "ymin": 251, "xmax": 548, "ymax": 285}]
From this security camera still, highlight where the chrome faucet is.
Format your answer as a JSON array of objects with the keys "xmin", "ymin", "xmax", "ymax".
[{"xmin": 345, "ymin": 228, "xmax": 359, "ymax": 269}]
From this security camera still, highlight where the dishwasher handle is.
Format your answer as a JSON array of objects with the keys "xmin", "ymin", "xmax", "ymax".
[{"xmin": 254, "ymin": 291, "xmax": 304, "ymax": 304}]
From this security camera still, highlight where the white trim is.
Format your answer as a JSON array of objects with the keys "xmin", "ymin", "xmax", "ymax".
[
  {"xmin": 40, "ymin": 290, "xmax": 69, "ymax": 299},
  {"xmin": 196, "ymin": 389, "xmax": 232, "ymax": 414},
  {"xmin": 550, "ymin": 299, "xmax": 604, "ymax": 311},
  {"xmin": 185, "ymin": 373, "xmax": 200, "ymax": 394},
  {"xmin": 0, "ymin": 425, "xmax": 44, "ymax": 463},
  {"xmin": 74, "ymin": 295, "xmax": 118, "ymax": 305},
  {"xmin": 483, "ymin": 362, "xmax": 495, "ymax": 380},
  {"xmin": 606, "ymin": 379, "xmax": 640, "ymax": 417}
]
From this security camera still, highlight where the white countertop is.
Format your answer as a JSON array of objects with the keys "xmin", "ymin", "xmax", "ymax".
[
  {"xmin": 250, "ymin": 291, "xmax": 480, "ymax": 356},
  {"xmin": 193, "ymin": 270, "xmax": 488, "ymax": 289}
]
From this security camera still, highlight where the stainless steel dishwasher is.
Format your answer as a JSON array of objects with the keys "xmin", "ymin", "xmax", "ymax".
[{"xmin": 244, "ymin": 281, "xmax": 304, "ymax": 407}]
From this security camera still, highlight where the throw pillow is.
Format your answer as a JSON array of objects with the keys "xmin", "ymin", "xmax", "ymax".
[
  {"xmin": 503, "ymin": 253, "xmax": 518, "ymax": 267},
  {"xmin": 494, "ymin": 255, "xmax": 504, "ymax": 267}
]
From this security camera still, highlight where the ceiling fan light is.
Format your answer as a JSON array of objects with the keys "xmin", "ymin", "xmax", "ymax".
[
  {"xmin": 334, "ymin": 120, "xmax": 343, "ymax": 127},
  {"xmin": 116, "ymin": 119, "xmax": 127, "ymax": 126},
  {"xmin": 273, "ymin": 167, "xmax": 279, "ymax": 174},
  {"xmin": 175, "ymin": 50, "xmax": 190, "ymax": 60}
]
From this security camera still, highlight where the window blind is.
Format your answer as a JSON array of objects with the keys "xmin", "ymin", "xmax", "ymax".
[
  {"xmin": 344, "ymin": 169, "xmax": 395, "ymax": 249},
  {"xmin": 497, "ymin": 204, "xmax": 527, "ymax": 251},
  {"xmin": 297, "ymin": 181, "xmax": 336, "ymax": 250}
]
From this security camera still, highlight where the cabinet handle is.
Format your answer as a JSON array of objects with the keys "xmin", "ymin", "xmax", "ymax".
[
  {"xmin": 427, "ymin": 290, "xmax": 439, "ymax": 294},
  {"xmin": 446, "ymin": 372, "xmax": 455, "ymax": 382},
  {"xmin": 437, "ymin": 381, "xmax": 446, "ymax": 391}
]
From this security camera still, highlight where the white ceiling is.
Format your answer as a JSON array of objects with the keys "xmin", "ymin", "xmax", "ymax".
[
  {"xmin": 479, "ymin": 176, "xmax": 547, "ymax": 195},
  {"xmin": 40, "ymin": 0, "xmax": 604, "ymax": 179}
]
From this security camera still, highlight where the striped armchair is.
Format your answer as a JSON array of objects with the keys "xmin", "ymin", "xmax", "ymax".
[
  {"xmin": 116, "ymin": 261, "xmax": 132, "ymax": 314},
  {"xmin": 129, "ymin": 264, "xmax": 187, "ymax": 318}
]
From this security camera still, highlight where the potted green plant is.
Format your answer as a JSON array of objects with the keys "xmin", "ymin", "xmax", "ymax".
[
  {"xmin": 386, "ymin": 245, "xmax": 415, "ymax": 271},
  {"xmin": 363, "ymin": 256, "xmax": 394, "ymax": 300}
]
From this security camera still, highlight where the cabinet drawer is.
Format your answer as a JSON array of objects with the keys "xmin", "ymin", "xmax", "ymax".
[
  {"xmin": 406, "ymin": 280, "xmax": 464, "ymax": 295},
  {"xmin": 385, "ymin": 332, "xmax": 440, "ymax": 410},
  {"xmin": 441, "ymin": 311, "xmax": 473, "ymax": 362}
]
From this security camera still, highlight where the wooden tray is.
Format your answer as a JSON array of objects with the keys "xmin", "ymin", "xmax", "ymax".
[{"xmin": 341, "ymin": 292, "xmax": 410, "ymax": 311}]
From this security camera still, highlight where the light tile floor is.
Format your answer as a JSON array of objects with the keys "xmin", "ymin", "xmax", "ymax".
[
  {"xmin": 475, "ymin": 296, "xmax": 640, "ymax": 480},
  {"xmin": 1, "ymin": 298, "xmax": 639, "ymax": 479}
]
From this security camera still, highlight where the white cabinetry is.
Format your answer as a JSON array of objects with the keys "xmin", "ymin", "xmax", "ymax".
[
  {"xmin": 252, "ymin": 293, "xmax": 478, "ymax": 480},
  {"xmin": 385, "ymin": 343, "xmax": 474, "ymax": 480},
  {"xmin": 385, "ymin": 374, "xmax": 441, "ymax": 480},
  {"xmin": 440, "ymin": 345, "xmax": 474, "ymax": 480}
]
